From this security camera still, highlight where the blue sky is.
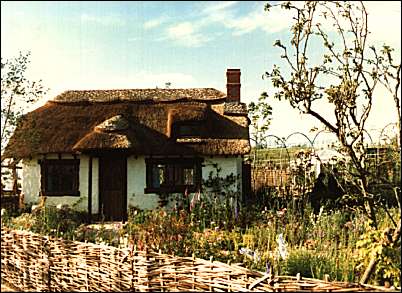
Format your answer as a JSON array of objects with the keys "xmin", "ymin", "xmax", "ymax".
[{"xmin": 1, "ymin": 1, "xmax": 401, "ymax": 143}]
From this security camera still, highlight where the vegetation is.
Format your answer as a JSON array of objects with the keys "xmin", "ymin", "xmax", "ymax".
[
  {"xmin": 0, "ymin": 2, "xmax": 399, "ymax": 289},
  {"xmin": 1, "ymin": 51, "xmax": 47, "ymax": 159},
  {"xmin": 2, "ymin": 191, "xmax": 400, "ymax": 288},
  {"xmin": 262, "ymin": 1, "xmax": 401, "ymax": 228}
]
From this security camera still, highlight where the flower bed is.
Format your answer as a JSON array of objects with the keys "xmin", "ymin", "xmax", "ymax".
[{"xmin": 0, "ymin": 227, "xmax": 392, "ymax": 292}]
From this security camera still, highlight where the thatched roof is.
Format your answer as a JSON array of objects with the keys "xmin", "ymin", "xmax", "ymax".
[{"xmin": 3, "ymin": 89, "xmax": 250, "ymax": 159}]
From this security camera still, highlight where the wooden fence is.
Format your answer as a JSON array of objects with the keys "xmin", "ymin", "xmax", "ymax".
[
  {"xmin": 1, "ymin": 163, "xmax": 22, "ymax": 212},
  {"xmin": 0, "ymin": 227, "xmax": 392, "ymax": 292}
]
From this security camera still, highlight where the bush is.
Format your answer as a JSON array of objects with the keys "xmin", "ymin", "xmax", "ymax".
[{"xmin": 5, "ymin": 204, "xmax": 87, "ymax": 239}]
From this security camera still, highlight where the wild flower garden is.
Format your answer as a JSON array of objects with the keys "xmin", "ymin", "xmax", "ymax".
[{"xmin": 1, "ymin": 184, "xmax": 400, "ymax": 289}]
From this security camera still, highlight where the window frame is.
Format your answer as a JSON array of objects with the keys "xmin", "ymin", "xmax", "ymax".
[
  {"xmin": 40, "ymin": 159, "xmax": 80, "ymax": 196},
  {"xmin": 145, "ymin": 158, "xmax": 202, "ymax": 194}
]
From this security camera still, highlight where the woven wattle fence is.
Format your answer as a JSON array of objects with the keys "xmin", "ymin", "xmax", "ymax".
[{"xmin": 0, "ymin": 227, "xmax": 391, "ymax": 292}]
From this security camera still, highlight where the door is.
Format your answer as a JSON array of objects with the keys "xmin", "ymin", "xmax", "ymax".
[{"xmin": 99, "ymin": 155, "xmax": 127, "ymax": 221}]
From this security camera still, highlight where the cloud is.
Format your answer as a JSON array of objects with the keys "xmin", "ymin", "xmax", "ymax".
[
  {"xmin": 165, "ymin": 22, "xmax": 210, "ymax": 47},
  {"xmin": 198, "ymin": 1, "xmax": 292, "ymax": 35},
  {"xmin": 168, "ymin": 1, "xmax": 291, "ymax": 44},
  {"xmin": 202, "ymin": 1, "xmax": 238, "ymax": 14},
  {"xmin": 144, "ymin": 16, "xmax": 169, "ymax": 29},
  {"xmin": 160, "ymin": 1, "xmax": 236, "ymax": 47},
  {"xmin": 80, "ymin": 13, "xmax": 125, "ymax": 27}
]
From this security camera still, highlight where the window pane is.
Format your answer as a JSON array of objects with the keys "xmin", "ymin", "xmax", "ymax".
[
  {"xmin": 151, "ymin": 164, "xmax": 163, "ymax": 187},
  {"xmin": 46, "ymin": 165, "xmax": 59, "ymax": 192},
  {"xmin": 60, "ymin": 165, "xmax": 75, "ymax": 191},
  {"xmin": 166, "ymin": 165, "xmax": 175, "ymax": 185},
  {"xmin": 45, "ymin": 161, "xmax": 77, "ymax": 193},
  {"xmin": 183, "ymin": 168, "xmax": 194, "ymax": 185},
  {"xmin": 174, "ymin": 166, "xmax": 183, "ymax": 185},
  {"xmin": 177, "ymin": 124, "xmax": 200, "ymax": 137}
]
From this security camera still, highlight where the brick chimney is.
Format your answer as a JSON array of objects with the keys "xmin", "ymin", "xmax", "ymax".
[{"xmin": 226, "ymin": 69, "xmax": 241, "ymax": 103}]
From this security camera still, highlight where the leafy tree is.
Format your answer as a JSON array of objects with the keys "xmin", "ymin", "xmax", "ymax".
[
  {"xmin": 248, "ymin": 94, "xmax": 273, "ymax": 148},
  {"xmin": 1, "ymin": 51, "xmax": 47, "ymax": 160},
  {"xmin": 263, "ymin": 1, "xmax": 401, "ymax": 227}
]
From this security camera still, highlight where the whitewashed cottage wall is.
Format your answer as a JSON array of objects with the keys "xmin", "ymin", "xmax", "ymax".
[
  {"xmin": 21, "ymin": 154, "xmax": 99, "ymax": 213},
  {"xmin": 22, "ymin": 155, "xmax": 242, "ymax": 212}
]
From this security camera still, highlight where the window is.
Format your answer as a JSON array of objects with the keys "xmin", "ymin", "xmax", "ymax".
[
  {"xmin": 145, "ymin": 158, "xmax": 202, "ymax": 193},
  {"xmin": 40, "ymin": 159, "xmax": 80, "ymax": 196},
  {"xmin": 173, "ymin": 122, "xmax": 201, "ymax": 138}
]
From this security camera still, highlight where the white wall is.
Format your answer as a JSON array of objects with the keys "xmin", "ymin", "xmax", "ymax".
[
  {"xmin": 21, "ymin": 154, "xmax": 243, "ymax": 213},
  {"xmin": 202, "ymin": 156, "xmax": 242, "ymax": 193},
  {"xmin": 21, "ymin": 154, "xmax": 98, "ymax": 212},
  {"xmin": 126, "ymin": 155, "xmax": 243, "ymax": 211},
  {"xmin": 127, "ymin": 156, "xmax": 159, "ymax": 210}
]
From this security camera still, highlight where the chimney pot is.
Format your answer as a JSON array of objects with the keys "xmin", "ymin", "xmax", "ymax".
[{"xmin": 226, "ymin": 69, "xmax": 241, "ymax": 103}]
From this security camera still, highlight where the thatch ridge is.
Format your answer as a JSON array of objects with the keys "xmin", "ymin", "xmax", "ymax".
[{"xmin": 53, "ymin": 88, "xmax": 227, "ymax": 104}]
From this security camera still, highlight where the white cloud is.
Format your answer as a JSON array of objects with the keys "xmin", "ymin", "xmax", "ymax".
[
  {"xmin": 144, "ymin": 16, "xmax": 169, "ymax": 29},
  {"xmin": 165, "ymin": 22, "xmax": 210, "ymax": 47},
  {"xmin": 202, "ymin": 1, "xmax": 238, "ymax": 14},
  {"xmin": 162, "ymin": 1, "xmax": 291, "ymax": 45},
  {"xmin": 208, "ymin": 2, "xmax": 291, "ymax": 35},
  {"xmin": 80, "ymin": 13, "xmax": 125, "ymax": 27}
]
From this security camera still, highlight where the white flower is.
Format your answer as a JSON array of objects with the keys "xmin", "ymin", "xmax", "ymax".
[
  {"xmin": 1, "ymin": 208, "xmax": 6, "ymax": 217},
  {"xmin": 277, "ymin": 233, "xmax": 288, "ymax": 260},
  {"xmin": 56, "ymin": 204, "xmax": 63, "ymax": 209},
  {"xmin": 239, "ymin": 248, "xmax": 261, "ymax": 263},
  {"xmin": 31, "ymin": 205, "xmax": 39, "ymax": 212}
]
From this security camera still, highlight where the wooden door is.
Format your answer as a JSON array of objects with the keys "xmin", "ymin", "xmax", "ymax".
[{"xmin": 99, "ymin": 155, "xmax": 127, "ymax": 221}]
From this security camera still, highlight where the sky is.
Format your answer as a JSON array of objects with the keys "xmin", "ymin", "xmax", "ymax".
[{"xmin": 1, "ymin": 1, "xmax": 401, "ymax": 145}]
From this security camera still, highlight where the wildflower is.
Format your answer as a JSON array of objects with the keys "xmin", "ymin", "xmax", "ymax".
[
  {"xmin": 276, "ymin": 208, "xmax": 287, "ymax": 217},
  {"xmin": 1, "ymin": 208, "xmax": 6, "ymax": 217},
  {"xmin": 277, "ymin": 233, "xmax": 288, "ymax": 260},
  {"xmin": 190, "ymin": 191, "xmax": 201, "ymax": 211},
  {"xmin": 239, "ymin": 247, "xmax": 260, "ymax": 263},
  {"xmin": 266, "ymin": 261, "xmax": 273, "ymax": 275},
  {"xmin": 56, "ymin": 204, "xmax": 63, "ymax": 209}
]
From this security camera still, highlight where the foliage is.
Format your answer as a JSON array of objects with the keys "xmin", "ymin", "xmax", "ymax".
[
  {"xmin": 263, "ymin": 1, "xmax": 401, "ymax": 227},
  {"xmin": 356, "ymin": 212, "xmax": 401, "ymax": 287},
  {"xmin": 2, "ymin": 197, "xmax": 399, "ymax": 287},
  {"xmin": 5, "ymin": 204, "xmax": 87, "ymax": 239},
  {"xmin": 247, "ymin": 94, "xmax": 273, "ymax": 148},
  {"xmin": 1, "ymin": 51, "xmax": 47, "ymax": 157}
]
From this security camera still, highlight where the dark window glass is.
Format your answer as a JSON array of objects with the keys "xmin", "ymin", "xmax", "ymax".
[
  {"xmin": 174, "ymin": 123, "xmax": 201, "ymax": 138},
  {"xmin": 41, "ymin": 159, "xmax": 80, "ymax": 196}
]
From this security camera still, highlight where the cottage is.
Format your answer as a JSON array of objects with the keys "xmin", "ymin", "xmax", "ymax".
[{"xmin": 3, "ymin": 69, "xmax": 250, "ymax": 221}]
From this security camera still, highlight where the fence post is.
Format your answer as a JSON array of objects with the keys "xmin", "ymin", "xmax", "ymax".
[
  {"xmin": 209, "ymin": 256, "xmax": 213, "ymax": 291},
  {"xmin": 43, "ymin": 238, "xmax": 52, "ymax": 292}
]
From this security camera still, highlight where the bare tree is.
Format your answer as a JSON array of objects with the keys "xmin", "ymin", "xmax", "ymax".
[{"xmin": 263, "ymin": 1, "xmax": 401, "ymax": 227}]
